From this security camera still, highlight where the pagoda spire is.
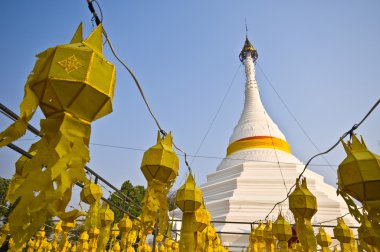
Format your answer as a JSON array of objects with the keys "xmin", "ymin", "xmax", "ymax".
[{"xmin": 226, "ymin": 37, "xmax": 291, "ymax": 156}]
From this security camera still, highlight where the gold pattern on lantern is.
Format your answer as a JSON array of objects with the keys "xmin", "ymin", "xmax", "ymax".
[{"xmin": 58, "ymin": 55, "xmax": 83, "ymax": 73}]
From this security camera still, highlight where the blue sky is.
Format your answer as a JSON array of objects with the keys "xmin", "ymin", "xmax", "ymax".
[{"xmin": 0, "ymin": 1, "xmax": 379, "ymax": 197}]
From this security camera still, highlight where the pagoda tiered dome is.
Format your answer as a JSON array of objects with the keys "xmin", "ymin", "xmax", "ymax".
[{"xmin": 218, "ymin": 38, "xmax": 301, "ymax": 170}]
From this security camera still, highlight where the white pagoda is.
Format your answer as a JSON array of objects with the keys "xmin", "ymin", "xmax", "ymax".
[{"xmin": 200, "ymin": 37, "xmax": 356, "ymax": 249}]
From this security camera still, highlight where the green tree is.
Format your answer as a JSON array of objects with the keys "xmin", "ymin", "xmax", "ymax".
[
  {"xmin": 167, "ymin": 190, "xmax": 177, "ymax": 212},
  {"xmin": 109, "ymin": 180, "xmax": 146, "ymax": 222},
  {"xmin": 0, "ymin": 177, "xmax": 10, "ymax": 217}
]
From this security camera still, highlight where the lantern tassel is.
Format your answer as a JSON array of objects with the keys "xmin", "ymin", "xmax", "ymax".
[
  {"xmin": 6, "ymin": 112, "xmax": 88, "ymax": 249},
  {"xmin": 0, "ymin": 81, "xmax": 38, "ymax": 147},
  {"xmin": 141, "ymin": 179, "xmax": 170, "ymax": 233},
  {"xmin": 295, "ymin": 218, "xmax": 317, "ymax": 252}
]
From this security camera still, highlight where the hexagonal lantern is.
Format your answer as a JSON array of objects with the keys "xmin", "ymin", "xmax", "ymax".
[
  {"xmin": 119, "ymin": 214, "xmax": 133, "ymax": 233},
  {"xmin": 264, "ymin": 221, "xmax": 276, "ymax": 252},
  {"xmin": 289, "ymin": 178, "xmax": 317, "ymax": 220},
  {"xmin": 176, "ymin": 173, "xmax": 203, "ymax": 252},
  {"xmin": 250, "ymin": 228, "xmax": 257, "ymax": 249},
  {"xmin": 111, "ymin": 223, "xmax": 120, "ymax": 240},
  {"xmin": 255, "ymin": 223, "xmax": 266, "ymax": 251},
  {"xmin": 176, "ymin": 173, "xmax": 203, "ymax": 213},
  {"xmin": 141, "ymin": 132, "xmax": 179, "ymax": 184},
  {"xmin": 99, "ymin": 202, "xmax": 114, "ymax": 228},
  {"xmin": 338, "ymin": 135, "xmax": 380, "ymax": 219},
  {"xmin": 194, "ymin": 203, "xmax": 211, "ymax": 232},
  {"xmin": 80, "ymin": 182, "xmax": 102, "ymax": 205},
  {"xmin": 333, "ymin": 218, "xmax": 355, "ymax": 251},
  {"xmin": 272, "ymin": 213, "xmax": 292, "ymax": 251},
  {"xmin": 29, "ymin": 23, "xmax": 116, "ymax": 122},
  {"xmin": 289, "ymin": 178, "xmax": 317, "ymax": 251},
  {"xmin": 316, "ymin": 227, "xmax": 331, "ymax": 251}
]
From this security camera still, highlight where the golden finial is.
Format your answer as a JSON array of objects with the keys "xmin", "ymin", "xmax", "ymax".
[{"xmin": 239, "ymin": 23, "xmax": 258, "ymax": 63}]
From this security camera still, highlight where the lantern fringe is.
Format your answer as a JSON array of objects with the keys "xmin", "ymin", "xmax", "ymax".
[
  {"xmin": 85, "ymin": 201, "xmax": 100, "ymax": 231},
  {"xmin": 5, "ymin": 112, "xmax": 89, "ymax": 249},
  {"xmin": 0, "ymin": 78, "xmax": 38, "ymax": 148},
  {"xmin": 141, "ymin": 179, "xmax": 170, "ymax": 234},
  {"xmin": 337, "ymin": 189, "xmax": 362, "ymax": 223},
  {"xmin": 295, "ymin": 218, "xmax": 317, "ymax": 252}
]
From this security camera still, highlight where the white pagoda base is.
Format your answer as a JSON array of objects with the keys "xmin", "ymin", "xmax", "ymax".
[{"xmin": 201, "ymin": 150, "xmax": 357, "ymax": 250}]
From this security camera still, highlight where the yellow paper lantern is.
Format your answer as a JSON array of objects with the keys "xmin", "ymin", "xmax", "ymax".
[
  {"xmin": 1, "ymin": 23, "xmax": 115, "ymax": 249},
  {"xmin": 99, "ymin": 202, "xmax": 114, "ymax": 227},
  {"xmin": 176, "ymin": 173, "xmax": 203, "ymax": 252},
  {"xmin": 119, "ymin": 214, "xmax": 133, "ymax": 250},
  {"xmin": 289, "ymin": 178, "xmax": 318, "ymax": 252},
  {"xmin": 264, "ymin": 221, "xmax": 276, "ymax": 252},
  {"xmin": 80, "ymin": 182, "xmax": 103, "ymax": 205},
  {"xmin": 140, "ymin": 132, "xmax": 179, "ymax": 234},
  {"xmin": 338, "ymin": 135, "xmax": 380, "ymax": 221},
  {"xmin": 272, "ymin": 213, "xmax": 292, "ymax": 252},
  {"xmin": 289, "ymin": 178, "xmax": 317, "ymax": 219},
  {"xmin": 255, "ymin": 223, "xmax": 266, "ymax": 252},
  {"xmin": 141, "ymin": 132, "xmax": 179, "ymax": 183},
  {"xmin": 249, "ymin": 228, "xmax": 257, "ymax": 252},
  {"xmin": 111, "ymin": 223, "xmax": 120, "ymax": 239},
  {"xmin": 316, "ymin": 227, "xmax": 331, "ymax": 252},
  {"xmin": 333, "ymin": 218, "xmax": 356, "ymax": 251},
  {"xmin": 119, "ymin": 214, "xmax": 133, "ymax": 233},
  {"xmin": 29, "ymin": 22, "xmax": 115, "ymax": 122},
  {"xmin": 97, "ymin": 202, "xmax": 115, "ymax": 251},
  {"xmin": 176, "ymin": 173, "xmax": 202, "ymax": 213}
]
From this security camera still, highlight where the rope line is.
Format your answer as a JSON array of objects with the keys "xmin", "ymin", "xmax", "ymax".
[
  {"xmin": 86, "ymin": 0, "xmax": 197, "ymax": 176},
  {"xmin": 264, "ymin": 98, "xmax": 380, "ymax": 220},
  {"xmin": 256, "ymin": 63, "xmax": 336, "ymax": 175},
  {"xmin": 88, "ymin": 142, "xmax": 340, "ymax": 166},
  {"xmin": 190, "ymin": 64, "xmax": 241, "ymax": 165},
  {"xmin": 263, "ymin": 110, "xmax": 288, "ymax": 191}
]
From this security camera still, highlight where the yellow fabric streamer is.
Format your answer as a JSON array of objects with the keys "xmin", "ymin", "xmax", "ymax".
[
  {"xmin": 97, "ymin": 202, "xmax": 114, "ymax": 252},
  {"xmin": 0, "ymin": 23, "xmax": 116, "ymax": 250},
  {"xmin": 227, "ymin": 136, "xmax": 291, "ymax": 156}
]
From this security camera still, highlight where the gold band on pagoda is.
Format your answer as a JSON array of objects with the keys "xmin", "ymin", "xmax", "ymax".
[{"xmin": 226, "ymin": 136, "xmax": 291, "ymax": 156}]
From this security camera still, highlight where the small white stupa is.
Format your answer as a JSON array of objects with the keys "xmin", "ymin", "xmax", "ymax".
[{"xmin": 201, "ymin": 37, "xmax": 356, "ymax": 249}]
